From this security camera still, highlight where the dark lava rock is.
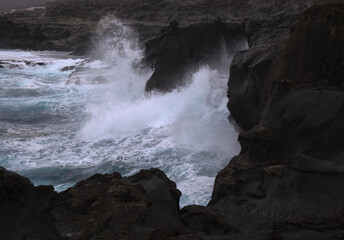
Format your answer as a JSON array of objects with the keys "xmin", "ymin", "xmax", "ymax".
[
  {"xmin": 0, "ymin": 166, "xmax": 34, "ymax": 198},
  {"xmin": 45, "ymin": 0, "xmax": 330, "ymax": 28},
  {"xmin": 180, "ymin": 205, "xmax": 232, "ymax": 236},
  {"xmin": 23, "ymin": 61, "xmax": 47, "ymax": 67},
  {"xmin": 244, "ymin": 12, "xmax": 299, "ymax": 47},
  {"xmin": 60, "ymin": 65, "xmax": 76, "ymax": 71},
  {"xmin": 52, "ymin": 168, "xmax": 181, "ymax": 239},
  {"xmin": 211, "ymin": 2, "xmax": 344, "ymax": 239},
  {"xmin": 0, "ymin": 15, "xmax": 94, "ymax": 53},
  {"xmin": 268, "ymin": 2, "xmax": 344, "ymax": 92},
  {"xmin": 227, "ymin": 43, "xmax": 284, "ymax": 130},
  {"xmin": 0, "ymin": 167, "xmax": 185, "ymax": 240},
  {"xmin": 0, "ymin": 0, "xmax": 330, "ymax": 55},
  {"xmin": 228, "ymin": 1, "xmax": 344, "ymax": 130},
  {"xmin": 145, "ymin": 20, "xmax": 246, "ymax": 92},
  {"xmin": 0, "ymin": 167, "xmax": 60, "ymax": 240}
]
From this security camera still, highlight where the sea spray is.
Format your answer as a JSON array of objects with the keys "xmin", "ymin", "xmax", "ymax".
[{"xmin": 79, "ymin": 18, "xmax": 241, "ymax": 205}]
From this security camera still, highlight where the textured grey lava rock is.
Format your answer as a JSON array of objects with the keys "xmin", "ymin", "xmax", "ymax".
[
  {"xmin": 0, "ymin": 167, "xmax": 184, "ymax": 240},
  {"xmin": 144, "ymin": 20, "xmax": 246, "ymax": 92},
  {"xmin": 211, "ymin": 2, "xmax": 344, "ymax": 239}
]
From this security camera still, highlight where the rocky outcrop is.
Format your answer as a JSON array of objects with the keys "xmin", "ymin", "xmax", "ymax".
[
  {"xmin": 0, "ymin": 167, "xmax": 184, "ymax": 239},
  {"xmin": 0, "ymin": 15, "xmax": 95, "ymax": 53},
  {"xmin": 268, "ymin": 3, "xmax": 344, "ymax": 92},
  {"xmin": 52, "ymin": 169, "xmax": 182, "ymax": 239},
  {"xmin": 142, "ymin": 0, "xmax": 332, "ymax": 93},
  {"xmin": 228, "ymin": 1, "xmax": 344, "ymax": 130},
  {"xmin": 227, "ymin": 43, "xmax": 284, "ymax": 130},
  {"xmin": 145, "ymin": 20, "xmax": 246, "ymax": 92},
  {"xmin": 0, "ymin": 167, "xmax": 59, "ymax": 240},
  {"xmin": 0, "ymin": 0, "xmax": 330, "ymax": 55},
  {"xmin": 1, "ymin": 166, "xmax": 238, "ymax": 239},
  {"xmin": 211, "ymin": 2, "xmax": 344, "ymax": 239}
]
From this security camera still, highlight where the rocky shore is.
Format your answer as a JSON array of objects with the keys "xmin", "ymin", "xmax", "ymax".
[{"xmin": 1, "ymin": 0, "xmax": 344, "ymax": 239}]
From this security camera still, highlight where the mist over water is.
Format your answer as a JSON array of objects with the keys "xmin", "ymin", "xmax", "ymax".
[{"xmin": 0, "ymin": 17, "xmax": 244, "ymax": 206}]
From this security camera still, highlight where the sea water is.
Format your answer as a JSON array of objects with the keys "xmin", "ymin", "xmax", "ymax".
[{"xmin": 0, "ymin": 18, "xmax": 244, "ymax": 206}]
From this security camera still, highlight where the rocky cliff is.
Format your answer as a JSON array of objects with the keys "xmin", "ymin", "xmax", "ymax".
[
  {"xmin": 0, "ymin": 0, "xmax": 331, "ymax": 54},
  {"xmin": 211, "ymin": 2, "xmax": 344, "ymax": 239}
]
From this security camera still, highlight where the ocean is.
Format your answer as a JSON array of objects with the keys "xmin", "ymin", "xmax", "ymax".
[{"xmin": 0, "ymin": 18, "xmax": 241, "ymax": 206}]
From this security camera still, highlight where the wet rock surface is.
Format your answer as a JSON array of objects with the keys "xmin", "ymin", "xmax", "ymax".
[{"xmin": 144, "ymin": 20, "xmax": 246, "ymax": 92}]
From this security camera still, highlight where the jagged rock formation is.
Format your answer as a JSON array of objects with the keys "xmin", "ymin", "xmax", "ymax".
[
  {"xmin": 144, "ymin": 20, "xmax": 246, "ymax": 92},
  {"xmin": 1, "ymin": 167, "xmax": 180, "ymax": 239},
  {"xmin": 228, "ymin": 1, "xmax": 344, "ymax": 130},
  {"xmin": 0, "ymin": 166, "xmax": 234, "ymax": 239},
  {"xmin": 0, "ymin": 0, "xmax": 331, "ymax": 55},
  {"xmin": 211, "ymin": 2, "xmax": 344, "ymax": 239}
]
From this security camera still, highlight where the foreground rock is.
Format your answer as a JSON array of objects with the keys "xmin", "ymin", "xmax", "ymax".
[
  {"xmin": 0, "ymin": 167, "xmax": 59, "ymax": 240},
  {"xmin": 0, "ymin": 166, "xmax": 235, "ymax": 239},
  {"xmin": 0, "ymin": 167, "xmax": 182, "ymax": 239},
  {"xmin": 53, "ymin": 169, "xmax": 182, "ymax": 239},
  {"xmin": 211, "ymin": 2, "xmax": 344, "ymax": 239}
]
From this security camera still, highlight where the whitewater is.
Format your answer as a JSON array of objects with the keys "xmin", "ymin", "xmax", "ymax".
[{"xmin": 0, "ymin": 18, "xmax": 243, "ymax": 206}]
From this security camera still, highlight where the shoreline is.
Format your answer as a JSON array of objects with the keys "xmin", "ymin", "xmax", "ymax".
[{"xmin": 1, "ymin": 1, "xmax": 343, "ymax": 239}]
